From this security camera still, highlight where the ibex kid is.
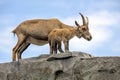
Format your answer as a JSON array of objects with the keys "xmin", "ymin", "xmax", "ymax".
[{"xmin": 48, "ymin": 17, "xmax": 92, "ymax": 54}]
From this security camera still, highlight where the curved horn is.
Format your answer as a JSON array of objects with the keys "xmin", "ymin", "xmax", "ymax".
[
  {"xmin": 79, "ymin": 13, "xmax": 86, "ymax": 25},
  {"xmin": 86, "ymin": 17, "xmax": 89, "ymax": 29},
  {"xmin": 86, "ymin": 17, "xmax": 89, "ymax": 25}
]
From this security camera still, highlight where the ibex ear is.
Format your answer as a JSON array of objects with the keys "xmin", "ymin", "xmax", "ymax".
[{"xmin": 75, "ymin": 21, "xmax": 80, "ymax": 27}]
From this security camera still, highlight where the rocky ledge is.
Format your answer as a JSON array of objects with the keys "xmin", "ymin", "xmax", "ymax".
[{"xmin": 0, "ymin": 51, "xmax": 120, "ymax": 80}]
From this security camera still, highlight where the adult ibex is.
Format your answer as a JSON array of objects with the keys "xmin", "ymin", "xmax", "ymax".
[
  {"xmin": 48, "ymin": 17, "xmax": 92, "ymax": 54},
  {"xmin": 12, "ymin": 13, "xmax": 92, "ymax": 61}
]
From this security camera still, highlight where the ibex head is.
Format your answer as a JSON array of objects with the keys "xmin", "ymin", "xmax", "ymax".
[{"xmin": 75, "ymin": 13, "xmax": 92, "ymax": 41}]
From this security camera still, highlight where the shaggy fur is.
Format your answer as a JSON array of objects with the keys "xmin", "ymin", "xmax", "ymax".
[{"xmin": 48, "ymin": 20, "xmax": 92, "ymax": 54}]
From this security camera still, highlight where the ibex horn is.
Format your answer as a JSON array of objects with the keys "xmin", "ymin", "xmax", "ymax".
[
  {"xmin": 79, "ymin": 13, "xmax": 86, "ymax": 26},
  {"xmin": 86, "ymin": 17, "xmax": 89, "ymax": 25}
]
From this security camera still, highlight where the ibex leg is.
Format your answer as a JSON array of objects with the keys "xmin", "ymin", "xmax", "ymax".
[
  {"xmin": 58, "ymin": 41, "xmax": 64, "ymax": 53},
  {"xmin": 63, "ymin": 40, "xmax": 69, "ymax": 53},
  {"xmin": 12, "ymin": 34, "xmax": 26, "ymax": 61},
  {"xmin": 17, "ymin": 42, "xmax": 30, "ymax": 60}
]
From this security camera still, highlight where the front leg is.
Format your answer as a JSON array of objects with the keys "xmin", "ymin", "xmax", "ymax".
[{"xmin": 63, "ymin": 40, "xmax": 69, "ymax": 53}]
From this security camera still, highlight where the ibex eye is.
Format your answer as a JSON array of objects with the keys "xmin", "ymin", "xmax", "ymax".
[{"xmin": 82, "ymin": 28, "xmax": 86, "ymax": 31}]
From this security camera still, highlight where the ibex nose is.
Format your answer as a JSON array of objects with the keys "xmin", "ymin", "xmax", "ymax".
[
  {"xmin": 87, "ymin": 36, "xmax": 92, "ymax": 41},
  {"xmin": 89, "ymin": 36, "xmax": 92, "ymax": 41}
]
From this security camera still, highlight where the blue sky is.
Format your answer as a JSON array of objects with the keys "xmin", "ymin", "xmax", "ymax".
[{"xmin": 0, "ymin": 0, "xmax": 120, "ymax": 63}]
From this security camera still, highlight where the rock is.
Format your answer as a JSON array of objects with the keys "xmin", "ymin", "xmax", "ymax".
[
  {"xmin": 47, "ymin": 51, "xmax": 92, "ymax": 61},
  {"xmin": 0, "ymin": 51, "xmax": 120, "ymax": 80}
]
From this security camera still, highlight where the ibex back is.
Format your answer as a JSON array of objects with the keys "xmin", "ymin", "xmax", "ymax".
[{"xmin": 12, "ymin": 13, "xmax": 92, "ymax": 61}]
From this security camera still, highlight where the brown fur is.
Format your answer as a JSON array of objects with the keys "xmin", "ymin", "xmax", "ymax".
[
  {"xmin": 12, "ymin": 13, "xmax": 92, "ymax": 61},
  {"xmin": 48, "ymin": 21, "xmax": 92, "ymax": 54},
  {"xmin": 48, "ymin": 28, "xmax": 76, "ymax": 54}
]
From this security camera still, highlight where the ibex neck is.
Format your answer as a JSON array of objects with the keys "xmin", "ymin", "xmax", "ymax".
[{"xmin": 68, "ymin": 27, "xmax": 77, "ymax": 39}]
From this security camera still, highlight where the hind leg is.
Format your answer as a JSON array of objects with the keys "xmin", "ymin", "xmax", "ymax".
[
  {"xmin": 49, "ymin": 40, "xmax": 53, "ymax": 54},
  {"xmin": 50, "ymin": 40, "xmax": 57, "ymax": 54},
  {"xmin": 58, "ymin": 41, "xmax": 64, "ymax": 53},
  {"xmin": 53, "ymin": 42, "xmax": 57, "ymax": 54},
  {"xmin": 12, "ymin": 34, "xmax": 26, "ymax": 61},
  {"xmin": 17, "ymin": 42, "xmax": 30, "ymax": 60}
]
